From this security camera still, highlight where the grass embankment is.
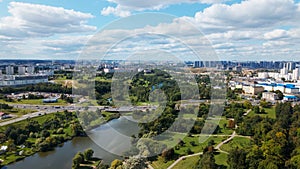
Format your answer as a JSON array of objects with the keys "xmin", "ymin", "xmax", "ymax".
[
  {"xmin": 0, "ymin": 108, "xmax": 36, "ymax": 118},
  {"xmin": 85, "ymin": 111, "xmax": 120, "ymax": 130}
]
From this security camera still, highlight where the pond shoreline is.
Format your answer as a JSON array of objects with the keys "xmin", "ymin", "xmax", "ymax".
[{"xmin": 0, "ymin": 113, "xmax": 121, "ymax": 168}]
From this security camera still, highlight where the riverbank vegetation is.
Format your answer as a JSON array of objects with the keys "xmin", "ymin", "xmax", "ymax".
[
  {"xmin": 0, "ymin": 111, "xmax": 85, "ymax": 166},
  {"xmin": 72, "ymin": 148, "xmax": 104, "ymax": 169}
]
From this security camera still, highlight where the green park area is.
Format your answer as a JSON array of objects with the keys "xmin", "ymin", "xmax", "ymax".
[
  {"xmin": 248, "ymin": 106, "xmax": 276, "ymax": 119},
  {"xmin": 151, "ymin": 134, "xmax": 230, "ymax": 169},
  {"xmin": 220, "ymin": 137, "xmax": 252, "ymax": 152}
]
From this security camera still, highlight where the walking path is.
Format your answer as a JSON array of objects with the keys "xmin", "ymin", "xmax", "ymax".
[
  {"xmin": 166, "ymin": 152, "xmax": 203, "ymax": 169},
  {"xmin": 166, "ymin": 130, "xmax": 236, "ymax": 169},
  {"xmin": 243, "ymin": 109, "xmax": 252, "ymax": 116},
  {"xmin": 149, "ymin": 109, "xmax": 252, "ymax": 169}
]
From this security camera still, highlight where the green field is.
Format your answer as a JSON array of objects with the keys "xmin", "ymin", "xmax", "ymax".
[
  {"xmin": 220, "ymin": 137, "xmax": 252, "ymax": 153},
  {"xmin": 151, "ymin": 156, "xmax": 175, "ymax": 169},
  {"xmin": 215, "ymin": 152, "xmax": 229, "ymax": 167},
  {"xmin": 151, "ymin": 134, "xmax": 228, "ymax": 169},
  {"xmin": 248, "ymin": 106, "xmax": 276, "ymax": 119},
  {"xmin": 173, "ymin": 155, "xmax": 199, "ymax": 169},
  {"xmin": 171, "ymin": 152, "xmax": 228, "ymax": 169},
  {"xmin": 0, "ymin": 108, "xmax": 36, "ymax": 116},
  {"xmin": 218, "ymin": 117, "xmax": 235, "ymax": 135}
]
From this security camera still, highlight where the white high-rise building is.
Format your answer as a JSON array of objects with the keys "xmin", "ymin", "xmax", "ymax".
[
  {"xmin": 292, "ymin": 68, "xmax": 300, "ymax": 80},
  {"xmin": 284, "ymin": 62, "xmax": 295, "ymax": 71},
  {"xmin": 6, "ymin": 66, "xmax": 14, "ymax": 75},
  {"xmin": 280, "ymin": 67, "xmax": 288, "ymax": 75},
  {"xmin": 26, "ymin": 66, "xmax": 35, "ymax": 74},
  {"xmin": 18, "ymin": 66, "xmax": 26, "ymax": 75}
]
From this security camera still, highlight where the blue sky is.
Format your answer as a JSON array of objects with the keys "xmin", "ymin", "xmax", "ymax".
[{"xmin": 0, "ymin": 0, "xmax": 300, "ymax": 61}]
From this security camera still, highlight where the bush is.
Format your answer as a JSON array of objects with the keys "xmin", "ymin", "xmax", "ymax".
[
  {"xmin": 185, "ymin": 148, "xmax": 193, "ymax": 155},
  {"xmin": 56, "ymin": 128, "xmax": 64, "ymax": 134}
]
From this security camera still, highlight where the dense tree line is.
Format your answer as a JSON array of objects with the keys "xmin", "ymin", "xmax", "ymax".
[
  {"xmin": 231, "ymin": 102, "xmax": 300, "ymax": 169},
  {"xmin": 0, "ymin": 83, "xmax": 72, "ymax": 94}
]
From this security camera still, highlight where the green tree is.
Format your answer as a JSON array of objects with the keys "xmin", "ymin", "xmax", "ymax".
[
  {"xmin": 227, "ymin": 148, "xmax": 247, "ymax": 169},
  {"xmin": 195, "ymin": 152, "xmax": 216, "ymax": 169},
  {"xmin": 274, "ymin": 90, "xmax": 283, "ymax": 100},
  {"xmin": 110, "ymin": 159, "xmax": 123, "ymax": 169},
  {"xmin": 72, "ymin": 152, "xmax": 84, "ymax": 169},
  {"xmin": 84, "ymin": 148, "xmax": 94, "ymax": 161}
]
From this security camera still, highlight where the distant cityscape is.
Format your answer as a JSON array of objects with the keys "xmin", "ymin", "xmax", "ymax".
[{"xmin": 1, "ymin": 60, "xmax": 300, "ymax": 102}]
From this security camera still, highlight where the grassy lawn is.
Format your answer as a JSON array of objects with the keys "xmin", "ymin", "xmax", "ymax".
[
  {"xmin": 151, "ymin": 134, "xmax": 228, "ymax": 169},
  {"xmin": 0, "ymin": 108, "xmax": 36, "ymax": 116},
  {"xmin": 0, "ymin": 99, "xmax": 68, "ymax": 106},
  {"xmin": 220, "ymin": 137, "xmax": 252, "ymax": 153},
  {"xmin": 173, "ymin": 155, "xmax": 199, "ymax": 169},
  {"xmin": 176, "ymin": 135, "xmax": 227, "ymax": 156},
  {"xmin": 248, "ymin": 106, "xmax": 276, "ymax": 119},
  {"xmin": 79, "ymin": 100, "xmax": 98, "ymax": 106},
  {"xmin": 218, "ymin": 118, "xmax": 235, "ymax": 135},
  {"xmin": 215, "ymin": 152, "xmax": 228, "ymax": 167},
  {"xmin": 156, "ymin": 132, "xmax": 228, "ymax": 156},
  {"xmin": 151, "ymin": 156, "xmax": 175, "ymax": 169},
  {"xmin": 95, "ymin": 77, "xmax": 112, "ymax": 82},
  {"xmin": 170, "ymin": 152, "xmax": 228, "ymax": 169},
  {"xmin": 0, "ymin": 112, "xmax": 57, "ymax": 132}
]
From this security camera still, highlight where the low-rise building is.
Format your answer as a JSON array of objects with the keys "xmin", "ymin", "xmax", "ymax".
[
  {"xmin": 0, "ymin": 75, "xmax": 48, "ymax": 87},
  {"xmin": 42, "ymin": 98, "xmax": 58, "ymax": 103},
  {"xmin": 262, "ymin": 92, "xmax": 279, "ymax": 101},
  {"xmin": 242, "ymin": 85, "xmax": 264, "ymax": 95},
  {"xmin": 283, "ymin": 95, "xmax": 299, "ymax": 102}
]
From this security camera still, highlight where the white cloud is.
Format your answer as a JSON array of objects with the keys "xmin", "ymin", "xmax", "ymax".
[
  {"xmin": 101, "ymin": 6, "xmax": 130, "ymax": 17},
  {"xmin": 0, "ymin": 2, "xmax": 96, "ymax": 38},
  {"xmin": 193, "ymin": 0, "xmax": 298, "ymax": 31},
  {"xmin": 264, "ymin": 29, "xmax": 289, "ymax": 40},
  {"xmin": 101, "ymin": 0, "xmax": 228, "ymax": 17}
]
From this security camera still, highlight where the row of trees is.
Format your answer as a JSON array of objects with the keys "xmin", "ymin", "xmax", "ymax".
[{"xmin": 0, "ymin": 83, "xmax": 72, "ymax": 94}]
